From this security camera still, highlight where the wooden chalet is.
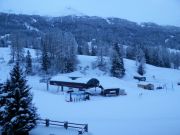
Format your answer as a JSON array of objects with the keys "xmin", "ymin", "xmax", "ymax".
[{"xmin": 49, "ymin": 77, "xmax": 126, "ymax": 101}]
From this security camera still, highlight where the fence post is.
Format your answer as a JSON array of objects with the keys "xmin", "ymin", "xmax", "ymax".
[
  {"xmin": 70, "ymin": 93, "xmax": 72, "ymax": 102},
  {"xmin": 84, "ymin": 124, "xmax": 88, "ymax": 132},
  {"xmin": 64, "ymin": 121, "xmax": 68, "ymax": 129},
  {"xmin": 78, "ymin": 130, "xmax": 83, "ymax": 135},
  {"xmin": 45, "ymin": 119, "xmax": 50, "ymax": 127}
]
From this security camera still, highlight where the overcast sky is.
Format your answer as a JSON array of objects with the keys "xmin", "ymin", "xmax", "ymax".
[{"xmin": 0, "ymin": 0, "xmax": 180, "ymax": 26}]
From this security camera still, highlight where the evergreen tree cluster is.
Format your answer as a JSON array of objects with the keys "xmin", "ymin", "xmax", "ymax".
[
  {"xmin": 126, "ymin": 45, "xmax": 180, "ymax": 69},
  {"xmin": 40, "ymin": 30, "xmax": 78, "ymax": 74},
  {"xmin": 6, "ymin": 27, "xmax": 180, "ymax": 77},
  {"xmin": 10, "ymin": 34, "xmax": 25, "ymax": 63},
  {"xmin": 93, "ymin": 41, "xmax": 109, "ymax": 72},
  {"xmin": 0, "ymin": 63, "xmax": 38, "ymax": 135}
]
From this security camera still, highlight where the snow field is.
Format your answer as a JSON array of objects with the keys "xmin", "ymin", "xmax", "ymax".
[{"xmin": 0, "ymin": 47, "xmax": 180, "ymax": 135}]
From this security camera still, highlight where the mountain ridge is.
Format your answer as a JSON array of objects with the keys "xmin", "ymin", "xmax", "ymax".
[{"xmin": 0, "ymin": 12, "xmax": 180, "ymax": 50}]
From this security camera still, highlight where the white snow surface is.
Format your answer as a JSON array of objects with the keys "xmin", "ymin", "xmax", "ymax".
[
  {"xmin": 0, "ymin": 47, "xmax": 180, "ymax": 135},
  {"xmin": 24, "ymin": 23, "xmax": 39, "ymax": 32},
  {"xmin": 168, "ymin": 48, "xmax": 180, "ymax": 53}
]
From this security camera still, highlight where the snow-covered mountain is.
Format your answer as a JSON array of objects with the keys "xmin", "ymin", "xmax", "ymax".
[
  {"xmin": 0, "ymin": 0, "xmax": 180, "ymax": 26},
  {"xmin": 1, "ymin": 13, "xmax": 180, "ymax": 52},
  {"xmin": 0, "ymin": 47, "xmax": 180, "ymax": 135}
]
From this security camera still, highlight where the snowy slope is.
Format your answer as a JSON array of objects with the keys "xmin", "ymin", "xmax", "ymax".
[
  {"xmin": 0, "ymin": 47, "xmax": 180, "ymax": 135},
  {"xmin": 0, "ymin": 47, "xmax": 36, "ymax": 82}
]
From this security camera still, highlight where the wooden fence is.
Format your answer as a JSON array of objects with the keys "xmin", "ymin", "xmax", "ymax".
[{"xmin": 37, "ymin": 118, "xmax": 88, "ymax": 134}]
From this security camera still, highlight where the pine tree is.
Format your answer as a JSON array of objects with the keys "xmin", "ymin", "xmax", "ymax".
[
  {"xmin": 157, "ymin": 47, "xmax": 164, "ymax": 67},
  {"xmin": 137, "ymin": 62, "xmax": 145, "ymax": 76},
  {"xmin": 77, "ymin": 45, "xmax": 83, "ymax": 55},
  {"xmin": 91, "ymin": 46, "xmax": 97, "ymax": 56},
  {"xmin": 136, "ymin": 48, "xmax": 146, "ymax": 76},
  {"xmin": 60, "ymin": 32, "xmax": 78, "ymax": 73},
  {"xmin": 126, "ymin": 46, "xmax": 135, "ymax": 60},
  {"xmin": 10, "ymin": 34, "xmax": 25, "ymax": 63},
  {"xmin": 0, "ymin": 63, "xmax": 38, "ymax": 135},
  {"xmin": 81, "ymin": 42, "xmax": 90, "ymax": 55},
  {"xmin": 0, "ymin": 80, "xmax": 12, "ymax": 125},
  {"xmin": 171, "ymin": 52, "xmax": 180, "ymax": 69},
  {"xmin": 110, "ymin": 43, "xmax": 125, "ymax": 78},
  {"xmin": 162, "ymin": 47, "xmax": 171, "ymax": 68},
  {"xmin": 95, "ymin": 44, "xmax": 107, "ymax": 71},
  {"xmin": 41, "ymin": 40, "xmax": 50, "ymax": 74},
  {"xmin": 25, "ymin": 50, "xmax": 32, "ymax": 75}
]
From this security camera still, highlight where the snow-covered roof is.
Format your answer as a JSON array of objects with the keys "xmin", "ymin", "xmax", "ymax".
[
  {"xmin": 51, "ymin": 76, "xmax": 93, "ymax": 84},
  {"xmin": 51, "ymin": 75, "xmax": 121, "ymax": 89}
]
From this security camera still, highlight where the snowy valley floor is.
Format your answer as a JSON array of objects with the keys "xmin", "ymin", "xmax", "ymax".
[
  {"xmin": 0, "ymin": 47, "xmax": 180, "ymax": 135},
  {"xmin": 30, "ymin": 89, "xmax": 180, "ymax": 135}
]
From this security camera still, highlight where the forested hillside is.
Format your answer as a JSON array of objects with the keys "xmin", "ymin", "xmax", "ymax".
[{"xmin": 1, "ymin": 12, "xmax": 180, "ymax": 71}]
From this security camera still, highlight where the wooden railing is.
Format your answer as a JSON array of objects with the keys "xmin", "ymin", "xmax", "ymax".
[{"xmin": 37, "ymin": 118, "xmax": 88, "ymax": 134}]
